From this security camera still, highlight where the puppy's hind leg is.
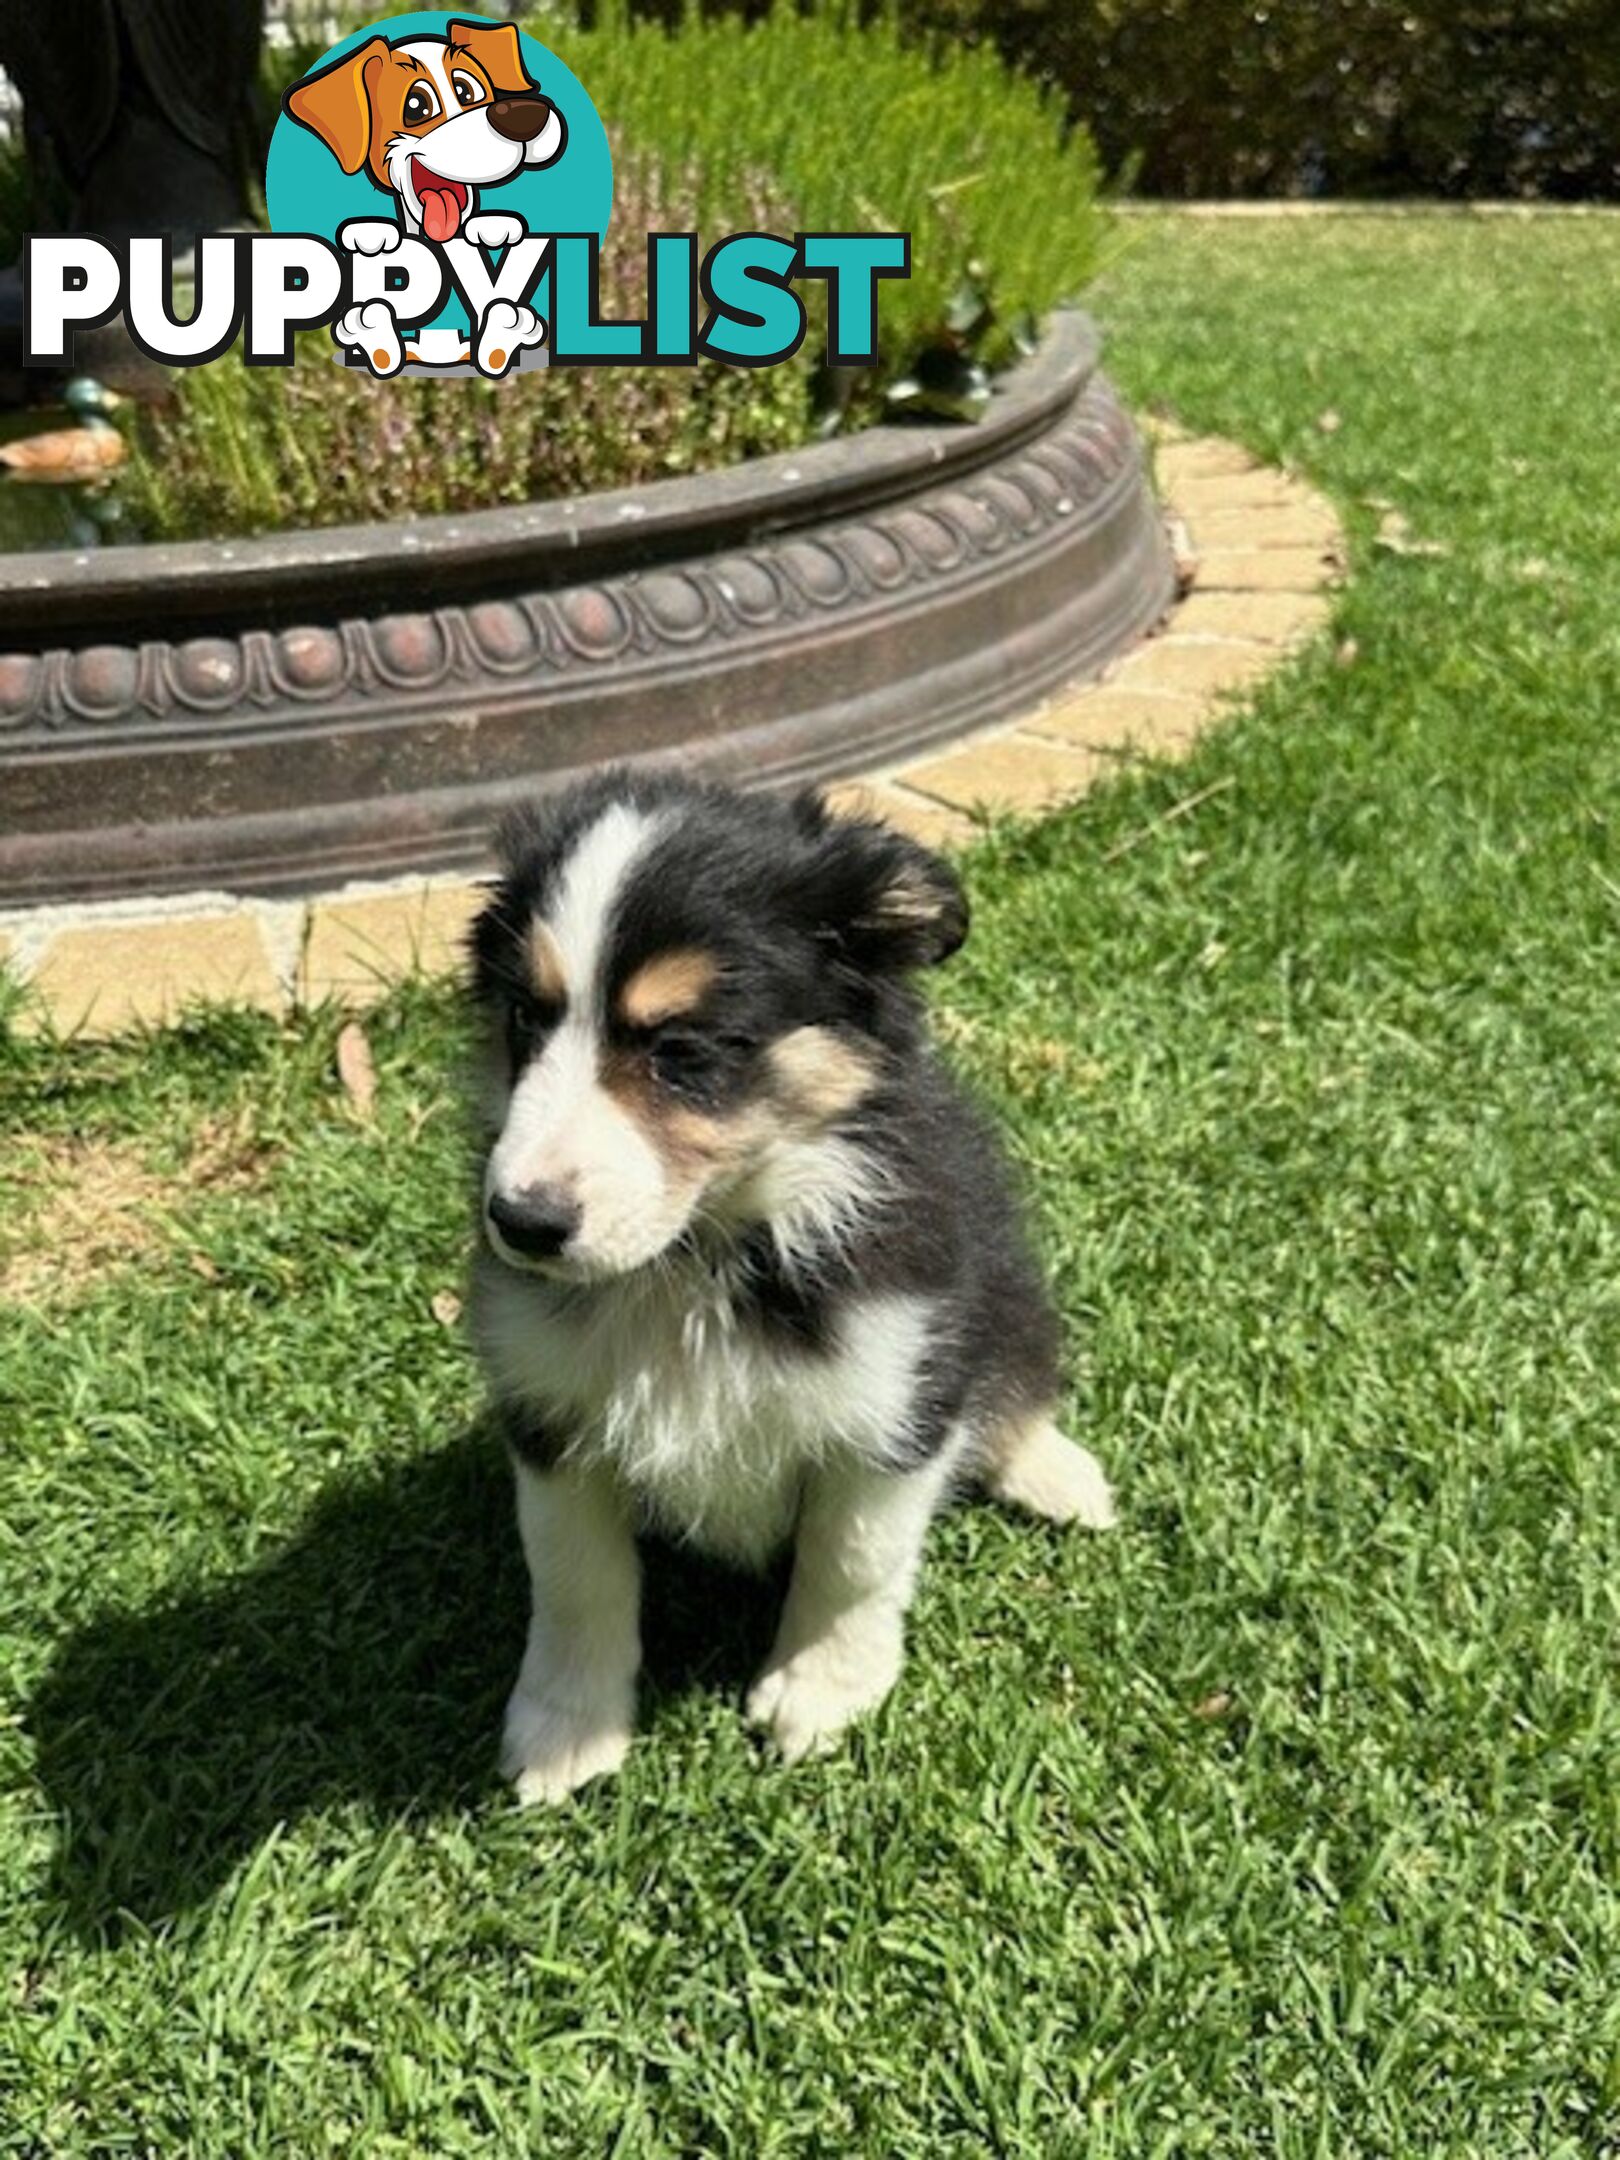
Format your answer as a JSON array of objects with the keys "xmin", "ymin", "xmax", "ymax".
[{"xmin": 984, "ymin": 1412, "xmax": 1117, "ymax": 1530}]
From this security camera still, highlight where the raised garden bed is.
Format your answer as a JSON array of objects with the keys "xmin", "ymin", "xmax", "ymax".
[{"xmin": 0, "ymin": 311, "xmax": 1172, "ymax": 903}]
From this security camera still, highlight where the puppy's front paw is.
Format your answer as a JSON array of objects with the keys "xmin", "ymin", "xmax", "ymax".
[
  {"xmin": 748, "ymin": 1632, "xmax": 902, "ymax": 1764},
  {"xmin": 334, "ymin": 299, "xmax": 403, "ymax": 377},
  {"xmin": 464, "ymin": 211, "xmax": 526, "ymax": 251},
  {"xmin": 337, "ymin": 219, "xmax": 402, "ymax": 256},
  {"xmin": 475, "ymin": 297, "xmax": 547, "ymax": 378},
  {"xmin": 500, "ymin": 1679, "xmax": 632, "ymax": 1805}
]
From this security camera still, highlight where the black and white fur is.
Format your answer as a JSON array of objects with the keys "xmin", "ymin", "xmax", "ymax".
[{"xmin": 468, "ymin": 772, "xmax": 1115, "ymax": 1803}]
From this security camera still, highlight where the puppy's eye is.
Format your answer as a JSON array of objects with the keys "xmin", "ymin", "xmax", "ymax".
[
  {"xmin": 403, "ymin": 81, "xmax": 440, "ymax": 126},
  {"xmin": 649, "ymin": 1030, "xmax": 716, "ymax": 1095},
  {"xmin": 505, "ymin": 996, "xmax": 554, "ymax": 1068},
  {"xmin": 451, "ymin": 71, "xmax": 485, "ymax": 108},
  {"xmin": 648, "ymin": 1027, "xmax": 757, "ymax": 1098}
]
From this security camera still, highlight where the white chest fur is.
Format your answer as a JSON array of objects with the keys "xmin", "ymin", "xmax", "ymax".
[{"xmin": 476, "ymin": 1258, "xmax": 935, "ymax": 1568}]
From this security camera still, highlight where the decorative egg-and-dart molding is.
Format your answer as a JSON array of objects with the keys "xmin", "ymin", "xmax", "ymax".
[{"xmin": 0, "ymin": 313, "xmax": 1347, "ymax": 1035}]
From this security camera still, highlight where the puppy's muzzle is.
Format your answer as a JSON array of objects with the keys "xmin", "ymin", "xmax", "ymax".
[
  {"xmin": 488, "ymin": 96, "xmax": 554, "ymax": 144},
  {"xmin": 488, "ymin": 1183, "xmax": 580, "ymax": 1262}
]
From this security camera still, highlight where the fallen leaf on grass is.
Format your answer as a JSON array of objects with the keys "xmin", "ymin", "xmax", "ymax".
[
  {"xmin": 430, "ymin": 1290, "xmax": 463, "ymax": 1328},
  {"xmin": 336, "ymin": 1021, "xmax": 377, "ymax": 1121},
  {"xmin": 1192, "ymin": 1691, "xmax": 1234, "ymax": 1721},
  {"xmin": 1374, "ymin": 509, "xmax": 1450, "ymax": 560},
  {"xmin": 1165, "ymin": 514, "xmax": 1199, "ymax": 595}
]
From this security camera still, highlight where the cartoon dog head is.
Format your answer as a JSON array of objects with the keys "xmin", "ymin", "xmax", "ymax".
[{"xmin": 284, "ymin": 19, "xmax": 566, "ymax": 242}]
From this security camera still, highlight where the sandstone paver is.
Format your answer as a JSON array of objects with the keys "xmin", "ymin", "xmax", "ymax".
[
  {"xmin": 1111, "ymin": 638, "xmax": 1277, "ymax": 700},
  {"xmin": 1195, "ymin": 547, "xmax": 1342, "ymax": 592},
  {"xmin": 900, "ymin": 734, "xmax": 1106, "ymax": 815},
  {"xmin": 1025, "ymin": 686, "xmax": 1206, "ymax": 758},
  {"xmin": 301, "ymin": 882, "xmax": 485, "ymax": 1005},
  {"xmin": 1180, "ymin": 504, "xmax": 1341, "ymax": 550},
  {"xmin": 1155, "ymin": 438, "xmax": 1259, "ymax": 487},
  {"xmin": 26, "ymin": 914, "xmax": 283, "ymax": 1036},
  {"xmin": 1167, "ymin": 589, "xmax": 1332, "ymax": 644}
]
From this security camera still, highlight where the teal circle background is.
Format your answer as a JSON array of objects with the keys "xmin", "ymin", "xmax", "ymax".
[{"xmin": 265, "ymin": 11, "xmax": 613, "ymax": 343}]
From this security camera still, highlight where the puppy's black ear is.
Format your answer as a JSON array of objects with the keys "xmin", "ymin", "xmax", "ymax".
[
  {"xmin": 796, "ymin": 797, "xmax": 968, "ymax": 974},
  {"xmin": 467, "ymin": 796, "xmax": 573, "ymax": 996},
  {"xmin": 493, "ymin": 794, "xmax": 566, "ymax": 877}
]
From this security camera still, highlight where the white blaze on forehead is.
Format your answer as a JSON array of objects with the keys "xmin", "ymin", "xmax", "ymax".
[
  {"xmin": 547, "ymin": 802, "xmax": 663, "ymax": 1012},
  {"xmin": 487, "ymin": 804, "xmax": 667, "ymax": 1246},
  {"xmin": 398, "ymin": 39, "xmax": 455, "ymax": 97}
]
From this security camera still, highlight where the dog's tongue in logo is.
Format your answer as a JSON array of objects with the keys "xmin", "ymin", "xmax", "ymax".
[{"xmin": 413, "ymin": 161, "xmax": 468, "ymax": 243}]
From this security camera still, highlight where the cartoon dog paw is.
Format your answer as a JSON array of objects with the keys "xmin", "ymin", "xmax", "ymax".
[
  {"xmin": 476, "ymin": 298, "xmax": 547, "ymax": 379},
  {"xmin": 336, "ymin": 219, "xmax": 402, "ymax": 257},
  {"xmin": 463, "ymin": 211, "xmax": 527, "ymax": 252},
  {"xmin": 335, "ymin": 299, "xmax": 404, "ymax": 378}
]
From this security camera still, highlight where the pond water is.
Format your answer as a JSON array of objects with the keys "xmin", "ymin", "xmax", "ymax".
[{"xmin": 0, "ymin": 408, "xmax": 136, "ymax": 554}]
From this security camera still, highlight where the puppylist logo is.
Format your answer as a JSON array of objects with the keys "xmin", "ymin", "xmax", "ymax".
[{"xmin": 22, "ymin": 10, "xmax": 911, "ymax": 384}]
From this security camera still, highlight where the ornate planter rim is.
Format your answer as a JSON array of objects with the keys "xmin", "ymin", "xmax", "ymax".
[
  {"xmin": 0, "ymin": 315, "xmax": 1100, "ymax": 644},
  {"xmin": 0, "ymin": 310, "xmax": 1175, "ymax": 904}
]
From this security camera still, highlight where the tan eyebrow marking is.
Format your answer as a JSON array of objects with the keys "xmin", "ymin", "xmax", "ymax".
[
  {"xmin": 618, "ymin": 948, "xmax": 719, "ymax": 1029},
  {"xmin": 768, "ymin": 1026, "xmax": 875, "ymax": 1122},
  {"xmin": 527, "ymin": 921, "xmax": 566, "ymax": 1006}
]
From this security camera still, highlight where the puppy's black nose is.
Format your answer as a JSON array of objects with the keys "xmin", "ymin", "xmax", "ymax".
[
  {"xmin": 488, "ymin": 95, "xmax": 553, "ymax": 144},
  {"xmin": 488, "ymin": 1185, "xmax": 579, "ymax": 1260}
]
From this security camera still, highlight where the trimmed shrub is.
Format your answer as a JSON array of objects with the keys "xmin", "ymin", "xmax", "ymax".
[
  {"xmin": 550, "ymin": 1, "xmax": 1104, "ymax": 379},
  {"xmin": 120, "ymin": 3, "xmax": 1104, "ymax": 539},
  {"xmin": 124, "ymin": 153, "xmax": 816, "ymax": 540}
]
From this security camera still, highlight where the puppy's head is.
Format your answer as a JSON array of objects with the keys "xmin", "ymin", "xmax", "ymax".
[
  {"xmin": 283, "ymin": 20, "xmax": 565, "ymax": 241},
  {"xmin": 469, "ymin": 776, "xmax": 966, "ymax": 1282}
]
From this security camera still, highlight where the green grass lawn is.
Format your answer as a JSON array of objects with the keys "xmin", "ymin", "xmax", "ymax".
[{"xmin": 4, "ymin": 212, "xmax": 1619, "ymax": 2155}]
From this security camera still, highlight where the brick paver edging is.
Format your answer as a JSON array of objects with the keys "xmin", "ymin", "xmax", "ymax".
[{"xmin": 0, "ymin": 422, "xmax": 1343, "ymax": 1038}]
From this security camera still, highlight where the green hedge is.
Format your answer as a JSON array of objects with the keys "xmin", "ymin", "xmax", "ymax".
[
  {"xmin": 899, "ymin": 0, "xmax": 1620, "ymax": 198},
  {"xmin": 622, "ymin": 0, "xmax": 1620, "ymax": 199}
]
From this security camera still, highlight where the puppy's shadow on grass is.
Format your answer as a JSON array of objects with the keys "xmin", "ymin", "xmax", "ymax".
[{"xmin": 29, "ymin": 1423, "xmax": 782, "ymax": 1939}]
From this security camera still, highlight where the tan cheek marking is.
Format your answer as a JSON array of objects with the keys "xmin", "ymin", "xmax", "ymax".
[
  {"xmin": 664, "ymin": 1102, "xmax": 773, "ymax": 1175},
  {"xmin": 769, "ymin": 1027, "xmax": 876, "ymax": 1124},
  {"xmin": 618, "ymin": 948, "xmax": 720, "ymax": 1029},
  {"xmin": 527, "ymin": 921, "xmax": 566, "ymax": 1006},
  {"xmin": 596, "ymin": 1046, "xmax": 769, "ymax": 1184}
]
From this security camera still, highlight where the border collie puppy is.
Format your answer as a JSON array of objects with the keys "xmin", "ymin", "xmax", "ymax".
[{"xmin": 468, "ymin": 771, "xmax": 1115, "ymax": 1803}]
